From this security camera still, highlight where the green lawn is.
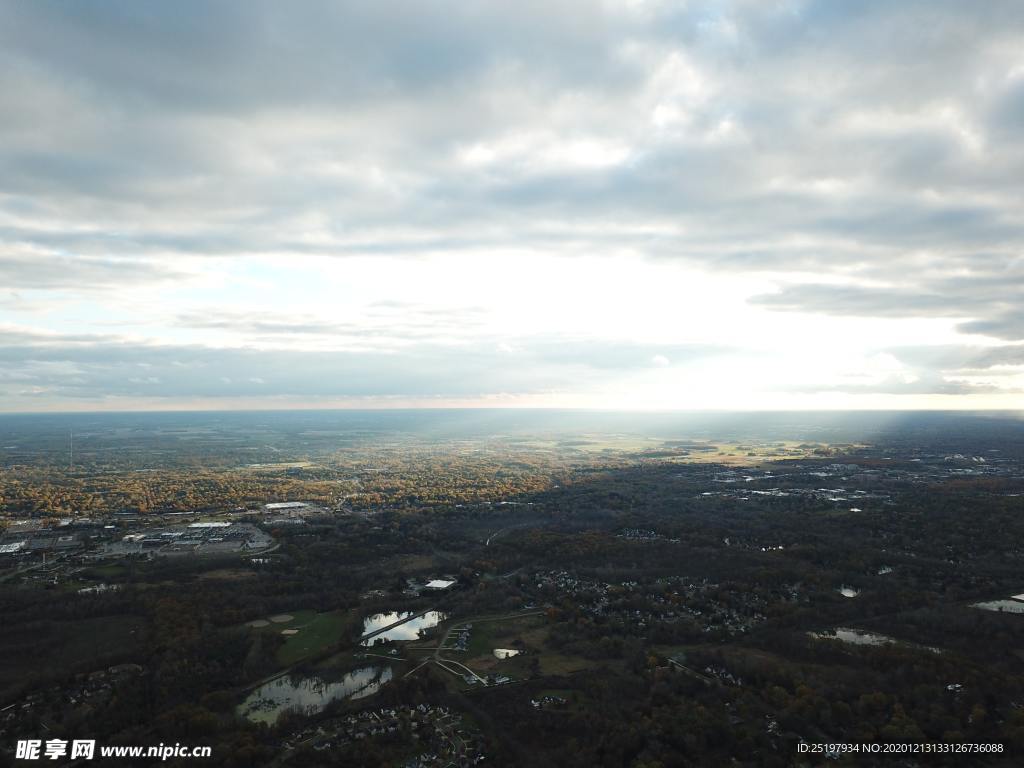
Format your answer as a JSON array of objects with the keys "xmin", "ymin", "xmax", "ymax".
[
  {"xmin": 314, "ymin": 649, "xmax": 359, "ymax": 671},
  {"xmin": 536, "ymin": 651, "xmax": 597, "ymax": 676},
  {"xmin": 276, "ymin": 609, "xmax": 317, "ymax": 628},
  {"xmin": 275, "ymin": 610, "xmax": 351, "ymax": 665},
  {"xmin": 463, "ymin": 614, "xmax": 541, "ymax": 657},
  {"xmin": 464, "ymin": 622, "xmax": 497, "ymax": 657}
]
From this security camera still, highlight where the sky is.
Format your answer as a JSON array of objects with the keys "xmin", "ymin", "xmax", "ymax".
[{"xmin": 0, "ymin": 0, "xmax": 1022, "ymax": 412}]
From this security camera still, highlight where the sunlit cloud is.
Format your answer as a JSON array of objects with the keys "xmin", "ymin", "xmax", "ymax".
[{"xmin": 0, "ymin": 1, "xmax": 1022, "ymax": 410}]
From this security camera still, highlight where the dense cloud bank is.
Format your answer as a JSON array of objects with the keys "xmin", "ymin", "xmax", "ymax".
[{"xmin": 0, "ymin": 1, "xmax": 1022, "ymax": 407}]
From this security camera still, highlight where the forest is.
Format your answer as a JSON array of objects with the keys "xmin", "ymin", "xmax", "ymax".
[{"xmin": 0, "ymin": 412, "xmax": 1023, "ymax": 766}]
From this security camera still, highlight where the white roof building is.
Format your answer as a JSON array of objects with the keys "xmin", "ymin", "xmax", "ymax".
[
  {"xmin": 425, "ymin": 579, "xmax": 456, "ymax": 590},
  {"xmin": 264, "ymin": 502, "xmax": 308, "ymax": 510}
]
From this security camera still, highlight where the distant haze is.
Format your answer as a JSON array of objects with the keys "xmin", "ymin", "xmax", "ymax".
[
  {"xmin": 2, "ymin": 409, "xmax": 1021, "ymax": 450},
  {"xmin": 0, "ymin": 2, "xmax": 1022, "ymax": 411}
]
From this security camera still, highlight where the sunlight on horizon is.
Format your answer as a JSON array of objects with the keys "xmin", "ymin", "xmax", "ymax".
[{"xmin": 0, "ymin": 1, "xmax": 1021, "ymax": 411}]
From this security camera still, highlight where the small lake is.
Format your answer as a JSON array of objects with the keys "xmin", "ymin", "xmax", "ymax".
[
  {"xmin": 238, "ymin": 666, "xmax": 393, "ymax": 724},
  {"xmin": 838, "ymin": 586, "xmax": 860, "ymax": 598},
  {"xmin": 811, "ymin": 628, "xmax": 940, "ymax": 654},
  {"xmin": 493, "ymin": 648, "xmax": 520, "ymax": 659},
  {"xmin": 973, "ymin": 599, "xmax": 1024, "ymax": 614},
  {"xmin": 811, "ymin": 628, "xmax": 895, "ymax": 646},
  {"xmin": 360, "ymin": 610, "xmax": 447, "ymax": 645}
]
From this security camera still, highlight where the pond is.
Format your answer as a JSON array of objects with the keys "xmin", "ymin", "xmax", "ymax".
[
  {"xmin": 973, "ymin": 599, "xmax": 1024, "ymax": 614},
  {"xmin": 238, "ymin": 665, "xmax": 393, "ymax": 724},
  {"xmin": 810, "ymin": 628, "xmax": 895, "ymax": 646},
  {"xmin": 360, "ymin": 610, "xmax": 447, "ymax": 645},
  {"xmin": 810, "ymin": 627, "xmax": 940, "ymax": 653},
  {"xmin": 493, "ymin": 648, "xmax": 521, "ymax": 659}
]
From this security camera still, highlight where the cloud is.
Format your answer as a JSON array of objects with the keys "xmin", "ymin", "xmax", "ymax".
[
  {"xmin": 957, "ymin": 313, "xmax": 1024, "ymax": 342},
  {"xmin": 0, "ymin": 1, "xmax": 1022, "ymax": 406},
  {"xmin": 750, "ymin": 260, "xmax": 1024, "ymax": 343},
  {"xmin": 784, "ymin": 375, "xmax": 1018, "ymax": 397},
  {"xmin": 0, "ymin": 328, "xmax": 730, "ymax": 407},
  {"xmin": 0, "ymin": 251, "xmax": 184, "ymax": 290},
  {"xmin": 173, "ymin": 306, "xmax": 488, "ymax": 343},
  {"xmin": 751, "ymin": 284, "xmax": 960, "ymax": 318},
  {"xmin": 0, "ymin": 1, "xmax": 1019, "ymax": 265},
  {"xmin": 886, "ymin": 343, "xmax": 1024, "ymax": 371}
]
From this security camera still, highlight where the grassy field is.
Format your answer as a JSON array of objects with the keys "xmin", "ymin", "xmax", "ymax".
[
  {"xmin": 242, "ymin": 609, "xmax": 355, "ymax": 666},
  {"xmin": 462, "ymin": 614, "xmax": 542, "ymax": 658},
  {"xmin": 536, "ymin": 652, "xmax": 595, "ymax": 676},
  {"xmin": 453, "ymin": 614, "xmax": 557, "ymax": 680},
  {"xmin": 313, "ymin": 649, "xmax": 362, "ymax": 671},
  {"xmin": 504, "ymin": 436, "xmax": 845, "ymax": 463},
  {"xmin": 276, "ymin": 611, "xmax": 351, "ymax": 665},
  {"xmin": 426, "ymin": 612, "xmax": 603, "ymax": 693}
]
